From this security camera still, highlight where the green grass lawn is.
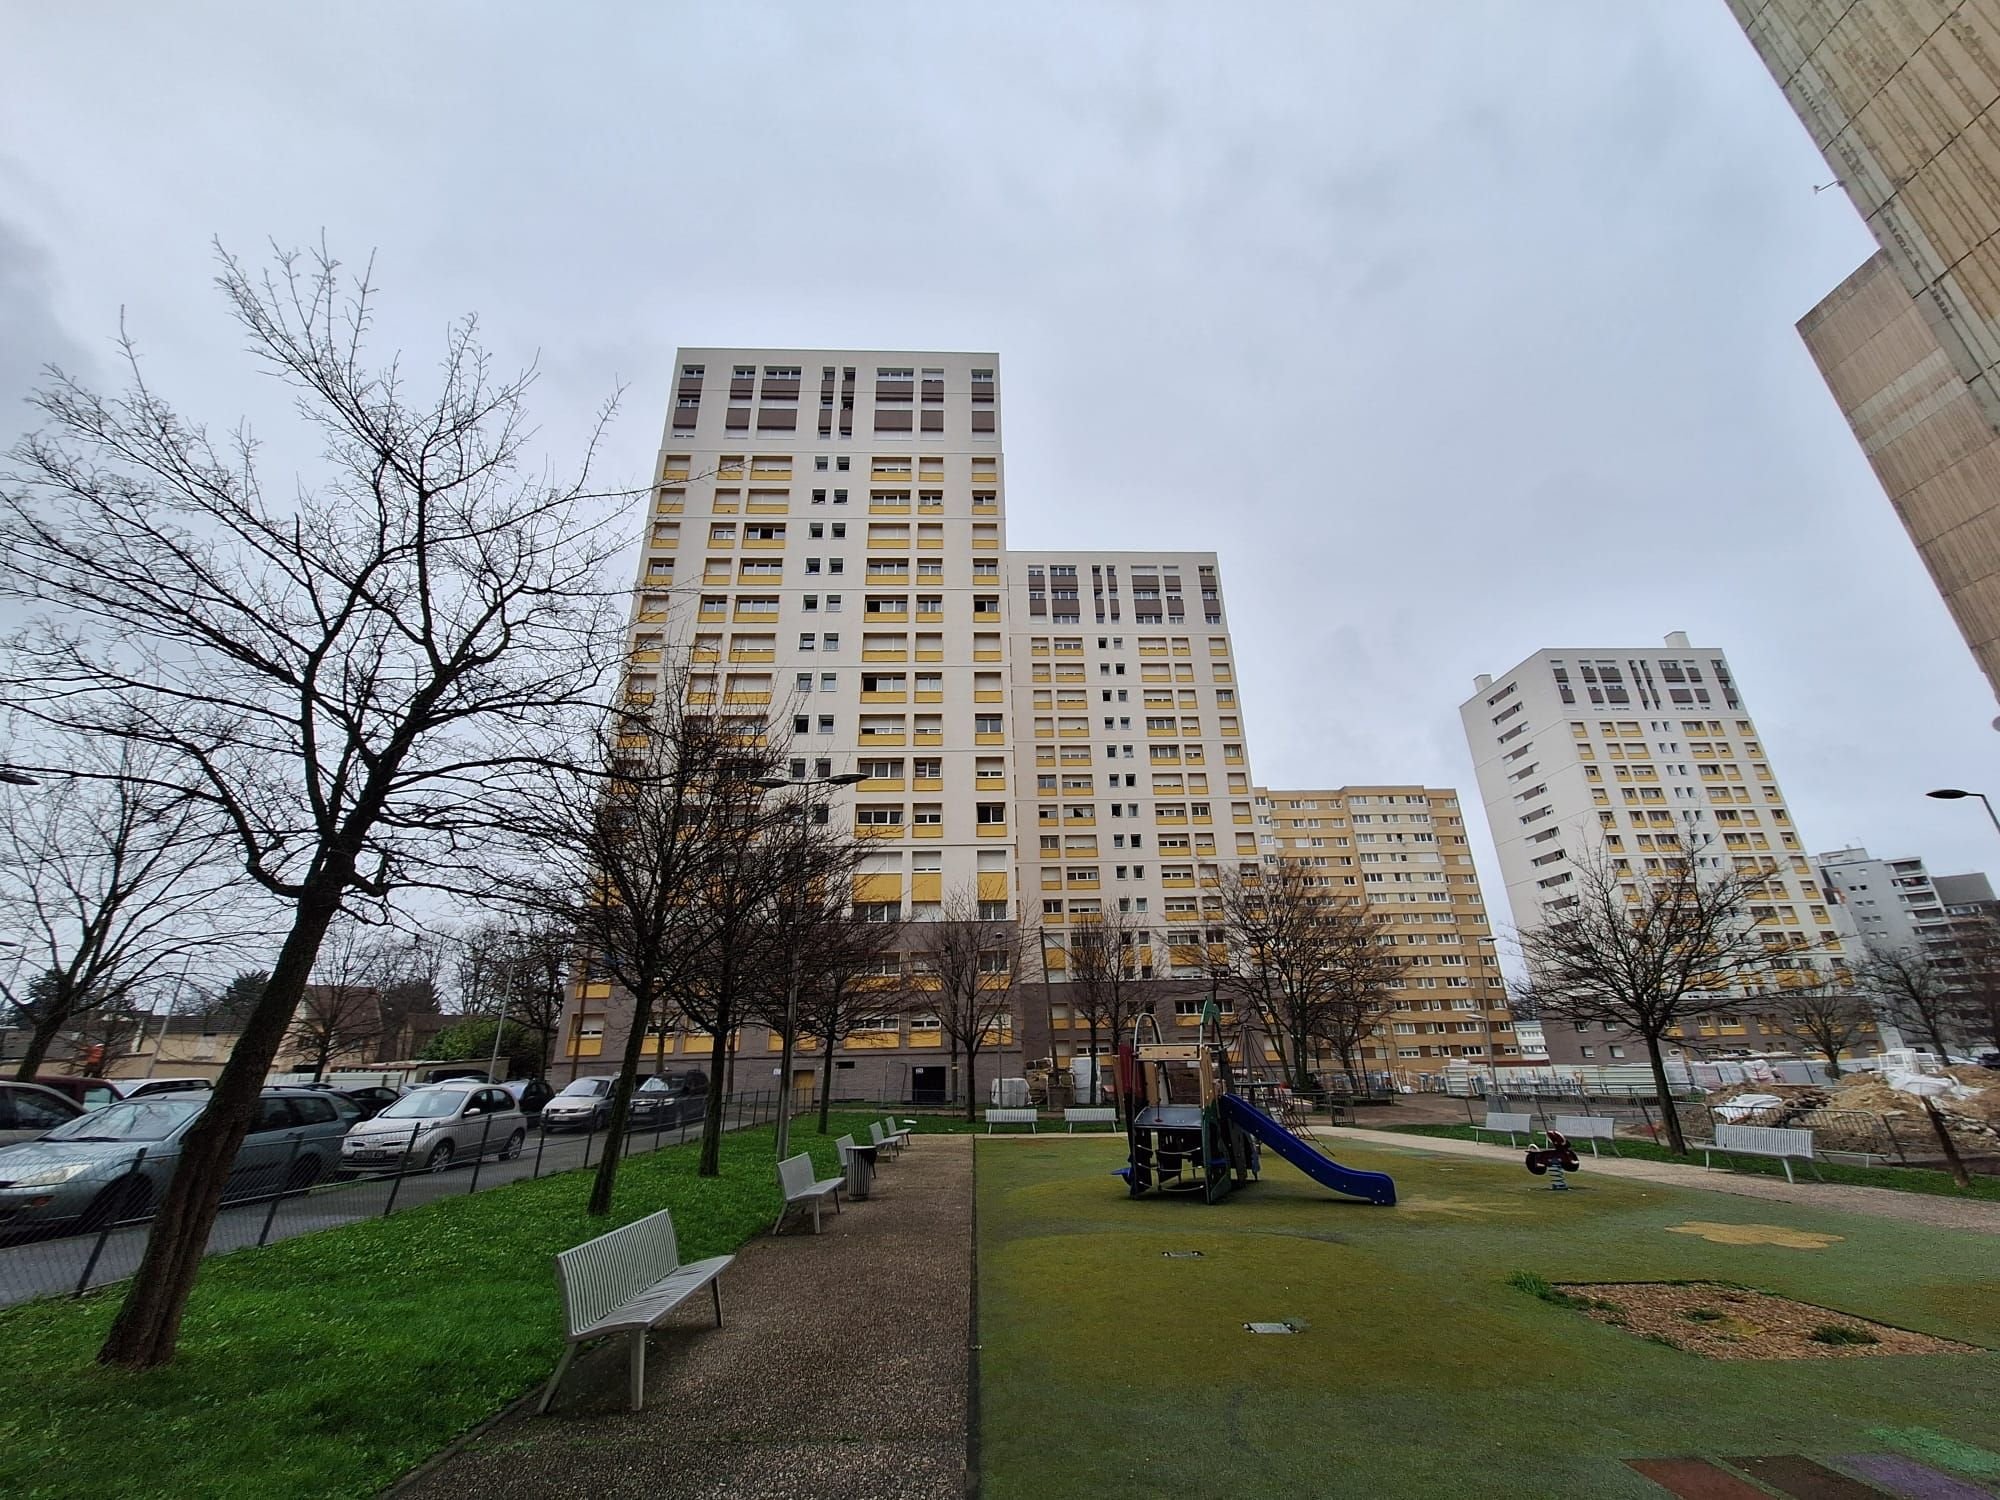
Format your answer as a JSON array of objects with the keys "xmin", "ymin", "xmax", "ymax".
[
  {"xmin": 976, "ymin": 1135, "xmax": 2000, "ymax": 1500},
  {"xmin": 0, "ymin": 1113, "xmax": 886, "ymax": 1500},
  {"xmin": 1365, "ymin": 1120, "xmax": 2000, "ymax": 1202}
]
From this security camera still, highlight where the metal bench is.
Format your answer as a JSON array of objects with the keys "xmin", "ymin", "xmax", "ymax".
[
  {"xmin": 1471, "ymin": 1110, "xmax": 1533, "ymax": 1147},
  {"xmin": 1064, "ymin": 1106, "xmax": 1118, "ymax": 1133},
  {"xmin": 1697, "ymin": 1123, "xmax": 1821, "ymax": 1185},
  {"xmin": 986, "ymin": 1107, "xmax": 1039, "ymax": 1134},
  {"xmin": 878, "ymin": 1116, "xmax": 912, "ymax": 1150},
  {"xmin": 539, "ymin": 1208, "xmax": 731, "ymax": 1414},
  {"xmin": 775, "ymin": 1151, "xmax": 844, "ymax": 1233},
  {"xmin": 868, "ymin": 1120, "xmax": 904, "ymax": 1159},
  {"xmin": 1553, "ymin": 1114, "xmax": 1620, "ymax": 1158}
]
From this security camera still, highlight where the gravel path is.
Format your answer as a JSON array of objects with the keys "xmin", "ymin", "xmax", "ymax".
[
  {"xmin": 1319, "ymin": 1125, "xmax": 2000, "ymax": 1234},
  {"xmin": 395, "ymin": 1133, "xmax": 973, "ymax": 1500}
]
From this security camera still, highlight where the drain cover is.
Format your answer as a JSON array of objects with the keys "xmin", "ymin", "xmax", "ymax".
[
  {"xmin": 1244, "ymin": 1321, "xmax": 1300, "ymax": 1335},
  {"xmin": 1162, "ymin": 1250, "xmax": 1204, "ymax": 1259}
]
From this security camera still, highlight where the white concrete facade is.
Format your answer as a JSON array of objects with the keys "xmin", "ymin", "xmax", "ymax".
[
  {"xmin": 1459, "ymin": 633, "xmax": 1838, "ymax": 1064},
  {"xmin": 1005, "ymin": 552, "xmax": 1260, "ymax": 1056}
]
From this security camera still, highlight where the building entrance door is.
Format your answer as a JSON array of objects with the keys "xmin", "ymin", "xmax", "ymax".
[{"xmin": 911, "ymin": 1066, "xmax": 946, "ymax": 1104}]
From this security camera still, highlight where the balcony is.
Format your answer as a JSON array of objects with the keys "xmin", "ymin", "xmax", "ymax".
[{"xmin": 975, "ymin": 646, "xmax": 1003, "ymax": 662}]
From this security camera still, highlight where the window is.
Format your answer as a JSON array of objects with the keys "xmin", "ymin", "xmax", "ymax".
[
  {"xmin": 824, "ymin": 633, "xmax": 840, "ymax": 651},
  {"xmin": 799, "ymin": 633, "xmax": 816, "ymax": 651},
  {"xmin": 977, "ymin": 803, "xmax": 1006, "ymax": 824}
]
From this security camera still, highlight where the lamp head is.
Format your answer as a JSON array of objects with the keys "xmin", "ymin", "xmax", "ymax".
[
  {"xmin": 827, "ymin": 771, "xmax": 868, "ymax": 786},
  {"xmin": 1927, "ymin": 788, "xmax": 1972, "ymax": 801}
]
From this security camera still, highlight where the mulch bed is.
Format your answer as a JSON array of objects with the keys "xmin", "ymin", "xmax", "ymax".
[{"xmin": 1555, "ymin": 1282, "xmax": 1980, "ymax": 1361}]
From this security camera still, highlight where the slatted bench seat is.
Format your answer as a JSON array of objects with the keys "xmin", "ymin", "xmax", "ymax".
[
  {"xmin": 986, "ymin": 1107, "xmax": 1039, "ymax": 1133},
  {"xmin": 1552, "ymin": 1114, "xmax": 1621, "ymax": 1158},
  {"xmin": 775, "ymin": 1150, "xmax": 843, "ymax": 1234},
  {"xmin": 539, "ymin": 1208, "xmax": 731, "ymax": 1414},
  {"xmin": 1471, "ymin": 1110, "xmax": 1533, "ymax": 1147},
  {"xmin": 1695, "ymin": 1123, "xmax": 1821, "ymax": 1185},
  {"xmin": 1064, "ymin": 1106, "xmax": 1118, "ymax": 1133}
]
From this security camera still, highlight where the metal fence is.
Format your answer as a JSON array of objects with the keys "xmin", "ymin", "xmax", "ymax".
[
  {"xmin": 0, "ymin": 1089, "xmax": 786, "ymax": 1309},
  {"xmin": 1448, "ymin": 1089, "xmax": 1987, "ymax": 1172}
]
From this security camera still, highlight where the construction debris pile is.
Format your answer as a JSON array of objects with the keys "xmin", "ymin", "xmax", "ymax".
[{"xmin": 1706, "ymin": 1067, "xmax": 1999, "ymax": 1157}]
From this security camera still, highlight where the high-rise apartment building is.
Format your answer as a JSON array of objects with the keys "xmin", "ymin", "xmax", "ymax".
[
  {"xmin": 1007, "ymin": 553, "xmax": 1262, "ymax": 1072},
  {"xmin": 1730, "ymin": 3, "xmax": 2000, "ymax": 700},
  {"xmin": 1817, "ymin": 845, "xmax": 1962, "ymax": 960},
  {"xmin": 564, "ymin": 350, "xmax": 1017, "ymax": 1100},
  {"xmin": 1255, "ymin": 785, "xmax": 1518, "ymax": 1086},
  {"xmin": 1461, "ymin": 633, "xmax": 1840, "ymax": 1065},
  {"xmin": 561, "ymin": 353, "xmax": 1272, "ymax": 1101}
]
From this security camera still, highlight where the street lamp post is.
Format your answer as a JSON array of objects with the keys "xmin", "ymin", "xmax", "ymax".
[
  {"xmin": 756, "ymin": 770, "xmax": 866, "ymax": 1163},
  {"xmin": 1926, "ymin": 787, "xmax": 2000, "ymax": 841}
]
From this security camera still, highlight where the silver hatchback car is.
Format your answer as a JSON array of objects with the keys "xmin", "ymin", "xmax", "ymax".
[{"xmin": 340, "ymin": 1081, "xmax": 526, "ymax": 1173}]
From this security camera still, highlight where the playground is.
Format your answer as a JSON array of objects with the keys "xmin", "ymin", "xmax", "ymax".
[{"xmin": 976, "ymin": 1126, "xmax": 2000, "ymax": 1499}]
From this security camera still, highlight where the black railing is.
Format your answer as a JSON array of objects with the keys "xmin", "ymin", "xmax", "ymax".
[{"xmin": 0, "ymin": 1088, "xmax": 794, "ymax": 1309}]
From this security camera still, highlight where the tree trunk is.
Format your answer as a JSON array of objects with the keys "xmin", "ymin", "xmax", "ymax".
[
  {"xmin": 1922, "ymin": 1097, "xmax": 1974, "ymax": 1189},
  {"xmin": 12, "ymin": 1010, "xmax": 66, "ymax": 1081},
  {"xmin": 1289, "ymin": 1027, "xmax": 1314, "ymax": 1091},
  {"xmin": 697, "ymin": 986, "xmax": 736, "ymax": 1178},
  {"xmin": 963, "ymin": 1042, "xmax": 978, "ymax": 1122},
  {"xmin": 1643, "ymin": 1034, "xmax": 1687, "ymax": 1155},
  {"xmin": 816, "ymin": 1010, "xmax": 838, "ymax": 1136},
  {"xmin": 98, "ymin": 880, "xmax": 345, "ymax": 1370},
  {"xmin": 586, "ymin": 980, "xmax": 659, "ymax": 1216},
  {"xmin": 1085, "ymin": 1020, "xmax": 1099, "ymax": 1105}
]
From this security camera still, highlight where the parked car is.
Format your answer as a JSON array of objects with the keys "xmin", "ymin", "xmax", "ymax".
[
  {"xmin": 1977, "ymin": 1051, "xmax": 2000, "ymax": 1071},
  {"xmin": 419, "ymin": 1066, "xmax": 491, "ymax": 1086},
  {"xmin": 339, "ymin": 1082, "xmax": 525, "ymax": 1173},
  {"xmin": 0, "ymin": 1082, "xmax": 86, "ymax": 1145},
  {"xmin": 121, "ymin": 1077, "xmax": 215, "ymax": 1099},
  {"xmin": 331, "ymin": 1084, "xmax": 404, "ymax": 1120},
  {"xmin": 500, "ymin": 1078, "xmax": 554, "ymax": 1117},
  {"xmin": 0, "ymin": 1086, "xmax": 357, "ymax": 1239},
  {"xmin": 634, "ymin": 1070, "xmax": 708, "ymax": 1128},
  {"xmin": 29, "ymin": 1076, "xmax": 124, "ymax": 1110},
  {"xmin": 540, "ymin": 1075, "xmax": 616, "ymax": 1132}
]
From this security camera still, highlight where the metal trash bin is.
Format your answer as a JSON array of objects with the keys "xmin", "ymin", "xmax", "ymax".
[{"xmin": 844, "ymin": 1144, "xmax": 876, "ymax": 1201}]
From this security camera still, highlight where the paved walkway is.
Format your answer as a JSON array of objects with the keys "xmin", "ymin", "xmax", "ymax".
[
  {"xmin": 1322, "ymin": 1126, "xmax": 2000, "ymax": 1234},
  {"xmin": 397, "ymin": 1134, "xmax": 973, "ymax": 1500}
]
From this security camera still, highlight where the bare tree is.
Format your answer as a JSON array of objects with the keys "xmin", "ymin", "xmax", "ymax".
[
  {"xmin": 1053, "ymin": 906, "xmax": 1149, "ymax": 1114},
  {"xmin": 0, "ymin": 751, "xmax": 249, "ymax": 1080},
  {"xmin": 798, "ymin": 908, "xmax": 903, "ymax": 1135},
  {"xmin": 735, "ymin": 820, "xmax": 873, "ymax": 1153},
  {"xmin": 0, "ymin": 242, "xmax": 628, "ymax": 1369},
  {"xmin": 1850, "ymin": 946, "xmax": 1967, "ymax": 1061},
  {"xmin": 288, "ymin": 921, "xmax": 385, "ymax": 1080},
  {"xmin": 1515, "ymin": 842, "xmax": 1792, "ymax": 1154},
  {"xmin": 908, "ymin": 890, "xmax": 1020, "ymax": 1121},
  {"xmin": 502, "ymin": 921, "xmax": 573, "ymax": 1081},
  {"xmin": 1314, "ymin": 907, "xmax": 1405, "ymax": 1094},
  {"xmin": 1760, "ymin": 978, "xmax": 1876, "ymax": 1079},
  {"xmin": 1211, "ymin": 865, "xmax": 1397, "ymax": 1092},
  {"xmin": 498, "ymin": 656, "xmax": 802, "ymax": 1205}
]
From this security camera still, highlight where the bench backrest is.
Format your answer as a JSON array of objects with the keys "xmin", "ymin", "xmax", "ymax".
[
  {"xmin": 1065, "ymin": 1107, "xmax": 1116, "ymax": 1121},
  {"xmin": 987, "ymin": 1108, "xmax": 1037, "ymax": 1123},
  {"xmin": 1716, "ymin": 1123, "xmax": 1813, "ymax": 1156},
  {"xmin": 554, "ymin": 1208, "xmax": 680, "ymax": 1336},
  {"xmin": 1484, "ymin": 1111, "xmax": 1532, "ymax": 1131},
  {"xmin": 1553, "ymin": 1115, "xmax": 1614, "ymax": 1139},
  {"xmin": 868, "ymin": 1122, "xmax": 889, "ymax": 1148},
  {"xmin": 778, "ymin": 1152, "xmax": 819, "ymax": 1198},
  {"xmin": 835, "ymin": 1134, "xmax": 857, "ymax": 1164}
]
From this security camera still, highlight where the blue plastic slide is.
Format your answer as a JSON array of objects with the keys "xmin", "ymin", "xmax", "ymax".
[{"xmin": 1218, "ymin": 1094, "xmax": 1397, "ymax": 1206}]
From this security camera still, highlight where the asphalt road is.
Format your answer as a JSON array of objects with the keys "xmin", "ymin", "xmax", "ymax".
[{"xmin": 0, "ymin": 1115, "xmax": 719, "ymax": 1308}]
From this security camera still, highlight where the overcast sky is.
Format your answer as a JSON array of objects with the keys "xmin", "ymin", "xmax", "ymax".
[{"xmin": 6, "ymin": 2, "xmax": 1997, "ymax": 926}]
